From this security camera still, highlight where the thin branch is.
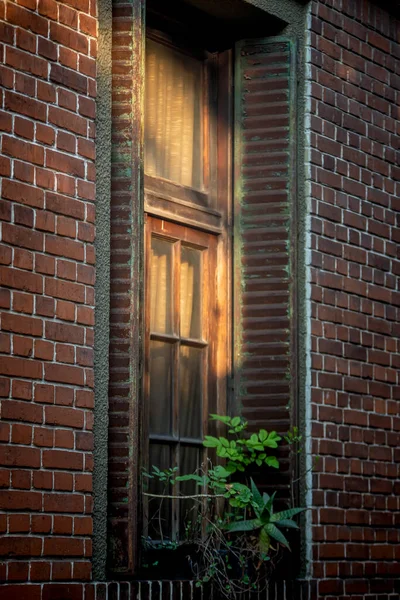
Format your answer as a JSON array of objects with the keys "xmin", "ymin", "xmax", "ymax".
[{"xmin": 143, "ymin": 492, "xmax": 225, "ymax": 499}]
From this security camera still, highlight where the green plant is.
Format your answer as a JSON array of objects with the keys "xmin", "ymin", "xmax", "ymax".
[
  {"xmin": 224, "ymin": 479, "xmax": 304, "ymax": 553},
  {"xmin": 142, "ymin": 414, "xmax": 305, "ymax": 598},
  {"xmin": 203, "ymin": 414, "xmax": 281, "ymax": 471}
]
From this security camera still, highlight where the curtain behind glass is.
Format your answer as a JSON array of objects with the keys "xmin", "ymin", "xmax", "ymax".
[{"xmin": 145, "ymin": 38, "xmax": 203, "ymax": 190}]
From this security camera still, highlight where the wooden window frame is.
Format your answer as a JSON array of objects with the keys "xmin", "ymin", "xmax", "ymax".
[
  {"xmin": 140, "ymin": 20, "xmax": 233, "ymax": 550},
  {"xmin": 143, "ymin": 217, "xmax": 219, "ymax": 540},
  {"xmin": 144, "ymin": 27, "xmax": 231, "ymax": 234}
]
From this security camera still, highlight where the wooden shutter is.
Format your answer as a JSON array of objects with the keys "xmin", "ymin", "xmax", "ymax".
[{"xmin": 233, "ymin": 37, "xmax": 297, "ymax": 498}]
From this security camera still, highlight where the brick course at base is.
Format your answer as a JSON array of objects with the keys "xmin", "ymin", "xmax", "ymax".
[
  {"xmin": 1, "ymin": 0, "xmax": 400, "ymax": 598},
  {"xmin": 0, "ymin": 0, "xmax": 97, "ymax": 588}
]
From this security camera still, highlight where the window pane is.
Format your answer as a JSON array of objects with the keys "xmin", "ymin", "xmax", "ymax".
[
  {"xmin": 145, "ymin": 38, "xmax": 203, "ymax": 189},
  {"xmin": 179, "ymin": 345, "xmax": 203, "ymax": 438},
  {"xmin": 180, "ymin": 246, "xmax": 202, "ymax": 339},
  {"xmin": 179, "ymin": 446, "xmax": 200, "ymax": 535},
  {"xmin": 148, "ymin": 444, "xmax": 172, "ymax": 539},
  {"xmin": 150, "ymin": 237, "xmax": 173, "ymax": 334},
  {"xmin": 149, "ymin": 341, "xmax": 173, "ymax": 436}
]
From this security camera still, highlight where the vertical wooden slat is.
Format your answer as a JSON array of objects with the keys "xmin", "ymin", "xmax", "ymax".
[{"xmin": 234, "ymin": 37, "xmax": 297, "ymax": 498}]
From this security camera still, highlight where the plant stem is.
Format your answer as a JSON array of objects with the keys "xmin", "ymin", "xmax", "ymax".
[{"xmin": 143, "ymin": 492, "xmax": 225, "ymax": 499}]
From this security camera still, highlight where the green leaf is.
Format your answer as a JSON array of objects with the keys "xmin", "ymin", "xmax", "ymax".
[
  {"xmin": 209, "ymin": 414, "xmax": 231, "ymax": 424},
  {"xmin": 250, "ymin": 434, "xmax": 258, "ymax": 444},
  {"xmin": 203, "ymin": 436, "xmax": 219, "ymax": 448},
  {"xmin": 231, "ymin": 416, "xmax": 241, "ymax": 427},
  {"xmin": 271, "ymin": 507, "xmax": 305, "ymax": 522},
  {"xmin": 224, "ymin": 518, "xmax": 262, "ymax": 533},
  {"xmin": 259, "ymin": 429, "xmax": 268, "ymax": 442},
  {"xmin": 265, "ymin": 456, "xmax": 279, "ymax": 469},
  {"xmin": 175, "ymin": 474, "xmax": 204, "ymax": 484},
  {"xmin": 250, "ymin": 479, "xmax": 263, "ymax": 509},
  {"xmin": 274, "ymin": 519, "xmax": 299, "ymax": 529},
  {"xmin": 259, "ymin": 527, "xmax": 270, "ymax": 553},
  {"xmin": 263, "ymin": 431, "xmax": 281, "ymax": 448},
  {"xmin": 261, "ymin": 491, "xmax": 276, "ymax": 520},
  {"xmin": 212, "ymin": 465, "xmax": 233, "ymax": 479},
  {"xmin": 220, "ymin": 437, "xmax": 230, "ymax": 448},
  {"xmin": 263, "ymin": 523, "xmax": 290, "ymax": 549}
]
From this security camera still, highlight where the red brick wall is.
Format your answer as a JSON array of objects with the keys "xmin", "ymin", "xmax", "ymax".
[
  {"xmin": 0, "ymin": 0, "xmax": 97, "ymax": 595},
  {"xmin": 309, "ymin": 1, "xmax": 400, "ymax": 598}
]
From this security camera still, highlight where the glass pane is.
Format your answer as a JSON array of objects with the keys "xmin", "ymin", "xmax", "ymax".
[
  {"xmin": 180, "ymin": 246, "xmax": 202, "ymax": 339},
  {"xmin": 150, "ymin": 237, "xmax": 173, "ymax": 334},
  {"xmin": 149, "ymin": 341, "xmax": 173, "ymax": 436},
  {"xmin": 148, "ymin": 444, "xmax": 172, "ymax": 539},
  {"xmin": 179, "ymin": 345, "xmax": 202, "ymax": 439},
  {"xmin": 179, "ymin": 446, "xmax": 200, "ymax": 536},
  {"xmin": 145, "ymin": 38, "xmax": 203, "ymax": 189}
]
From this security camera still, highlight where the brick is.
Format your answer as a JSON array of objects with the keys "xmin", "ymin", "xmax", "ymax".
[
  {"xmin": 14, "ymin": 160, "xmax": 34, "ymax": 183},
  {"xmin": 46, "ymin": 192, "xmax": 85, "ymax": 220},
  {"xmin": 11, "ymin": 424, "xmax": 32, "ymax": 445},
  {"xmin": 34, "ymin": 340, "xmax": 54, "ymax": 361},
  {"xmin": 2, "ymin": 136, "xmax": 44, "ymax": 166},
  {"xmin": 58, "ymin": 4, "xmax": 78, "ymax": 29},
  {"xmin": 76, "ymin": 432, "xmax": 93, "ymax": 451},
  {"xmin": 78, "ymin": 96, "xmax": 95, "ymax": 119},
  {"xmin": 50, "ymin": 63, "xmax": 87, "ymax": 95},
  {"xmin": 11, "ymin": 470, "xmax": 31, "ymax": 491},
  {"xmin": 54, "ymin": 472, "xmax": 73, "ymax": 491},
  {"xmin": 8, "ymin": 561, "xmax": 30, "ymax": 581},
  {"xmin": 55, "ymin": 387, "xmax": 74, "ymax": 407},
  {"xmin": 57, "ymin": 174, "xmax": 76, "ymax": 196},
  {"xmin": 12, "ymin": 380, "xmax": 33, "ymax": 400},
  {"xmin": 0, "ymin": 446, "xmax": 41, "ymax": 468},
  {"xmin": 44, "ymin": 537, "xmax": 84, "ymax": 557},
  {"xmin": 55, "ymin": 428, "xmax": 74, "ymax": 448},
  {"xmin": 13, "ymin": 336, "xmax": 33, "ymax": 357},
  {"xmin": 14, "ymin": 248, "xmax": 34, "ymax": 271},
  {"xmin": 45, "ymin": 322, "xmax": 84, "ymax": 345},
  {"xmin": 30, "ymin": 562, "xmax": 51, "ymax": 581},
  {"xmin": 48, "ymin": 106, "xmax": 87, "ymax": 138},
  {"xmin": 1, "ymin": 313, "xmax": 43, "ymax": 337},
  {"xmin": 7, "ymin": 3, "xmax": 48, "ymax": 36},
  {"xmin": 36, "ymin": 210, "xmax": 56, "ymax": 233},
  {"xmin": 42, "ymin": 451, "xmax": 83, "ymax": 471},
  {"xmin": 13, "ymin": 291, "xmax": 34, "ymax": 314},
  {"xmin": 50, "ymin": 22, "xmax": 88, "ymax": 55},
  {"xmin": 14, "ymin": 116, "xmax": 34, "ymax": 140},
  {"xmin": 5, "ymin": 91, "xmax": 46, "ymax": 122},
  {"xmin": 0, "ymin": 357, "xmax": 42, "ymax": 379},
  {"xmin": 46, "ymin": 149, "xmax": 85, "ymax": 178},
  {"xmin": 79, "ymin": 13, "xmax": 97, "ymax": 37},
  {"xmin": 2, "ymin": 223, "xmax": 43, "ymax": 252},
  {"xmin": 45, "ymin": 406, "xmax": 84, "ymax": 429},
  {"xmin": 45, "ymin": 363, "xmax": 85, "ymax": 386},
  {"xmin": 6, "ymin": 46, "xmax": 47, "ymax": 79},
  {"xmin": 55, "ymin": 300, "xmax": 75, "ymax": 322},
  {"xmin": 33, "ymin": 427, "xmax": 54, "ymax": 447},
  {"xmin": 31, "ymin": 515, "xmax": 52, "ymax": 534},
  {"xmin": 36, "ymin": 123, "xmax": 56, "ymax": 146},
  {"xmin": 35, "ymin": 296, "xmax": 55, "ymax": 318},
  {"xmin": 0, "ymin": 537, "xmax": 42, "ymax": 557},
  {"xmin": 45, "ymin": 278, "xmax": 84, "ymax": 303},
  {"xmin": 45, "ymin": 234, "xmax": 84, "ymax": 261}
]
